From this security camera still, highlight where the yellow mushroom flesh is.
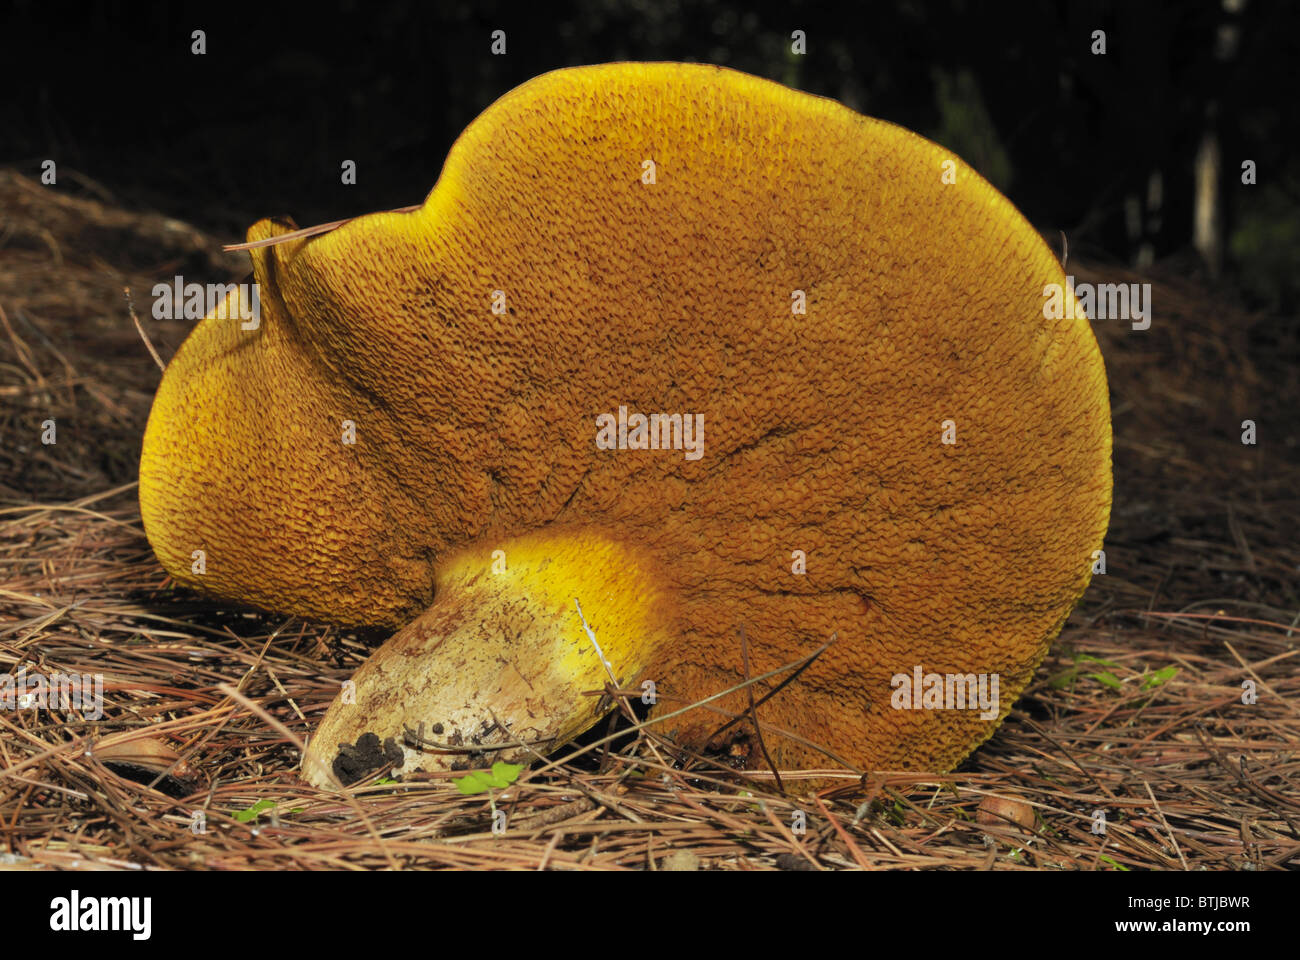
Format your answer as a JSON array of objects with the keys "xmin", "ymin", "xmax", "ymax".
[{"xmin": 140, "ymin": 63, "xmax": 1112, "ymax": 787}]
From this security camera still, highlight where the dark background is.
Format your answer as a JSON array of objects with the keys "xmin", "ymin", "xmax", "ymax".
[{"xmin": 3, "ymin": 0, "xmax": 1298, "ymax": 311}]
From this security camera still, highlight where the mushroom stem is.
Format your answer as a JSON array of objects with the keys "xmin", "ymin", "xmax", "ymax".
[{"xmin": 301, "ymin": 530, "xmax": 671, "ymax": 789}]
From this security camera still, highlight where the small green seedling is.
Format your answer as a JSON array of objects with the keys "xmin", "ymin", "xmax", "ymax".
[
  {"xmin": 453, "ymin": 761, "xmax": 523, "ymax": 795},
  {"xmin": 233, "ymin": 799, "xmax": 276, "ymax": 822},
  {"xmin": 1049, "ymin": 653, "xmax": 1123, "ymax": 691},
  {"xmin": 1088, "ymin": 670, "xmax": 1124, "ymax": 690},
  {"xmin": 1141, "ymin": 665, "xmax": 1179, "ymax": 689},
  {"xmin": 233, "ymin": 798, "xmax": 302, "ymax": 822}
]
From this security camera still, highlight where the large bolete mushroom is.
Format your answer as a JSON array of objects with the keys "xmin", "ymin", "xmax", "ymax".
[{"xmin": 139, "ymin": 63, "xmax": 1111, "ymax": 789}]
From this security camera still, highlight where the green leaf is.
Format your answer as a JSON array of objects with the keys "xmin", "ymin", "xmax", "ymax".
[
  {"xmin": 1098, "ymin": 854, "xmax": 1129, "ymax": 871},
  {"xmin": 1142, "ymin": 666, "xmax": 1179, "ymax": 689},
  {"xmin": 453, "ymin": 771, "xmax": 495, "ymax": 795},
  {"xmin": 1076, "ymin": 654, "xmax": 1120, "ymax": 667},
  {"xmin": 1087, "ymin": 671, "xmax": 1124, "ymax": 690},
  {"xmin": 1051, "ymin": 654, "xmax": 1120, "ymax": 689},
  {"xmin": 233, "ymin": 798, "xmax": 276, "ymax": 823},
  {"xmin": 453, "ymin": 762, "xmax": 523, "ymax": 795},
  {"xmin": 490, "ymin": 762, "xmax": 523, "ymax": 786}
]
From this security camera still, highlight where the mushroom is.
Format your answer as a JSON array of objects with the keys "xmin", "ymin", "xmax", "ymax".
[{"xmin": 139, "ymin": 63, "xmax": 1111, "ymax": 789}]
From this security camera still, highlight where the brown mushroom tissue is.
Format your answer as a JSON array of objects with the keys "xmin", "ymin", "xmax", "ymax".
[{"xmin": 139, "ymin": 62, "xmax": 1111, "ymax": 785}]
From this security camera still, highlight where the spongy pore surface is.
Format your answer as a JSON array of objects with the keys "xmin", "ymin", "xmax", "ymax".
[{"xmin": 140, "ymin": 62, "xmax": 1112, "ymax": 772}]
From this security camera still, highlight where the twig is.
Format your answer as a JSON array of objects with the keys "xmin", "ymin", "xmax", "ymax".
[
  {"xmin": 739, "ymin": 625, "xmax": 783, "ymax": 794},
  {"xmin": 124, "ymin": 287, "xmax": 165, "ymax": 373}
]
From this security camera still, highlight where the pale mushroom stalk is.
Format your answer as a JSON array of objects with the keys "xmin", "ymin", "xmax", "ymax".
[{"xmin": 303, "ymin": 532, "xmax": 671, "ymax": 788}]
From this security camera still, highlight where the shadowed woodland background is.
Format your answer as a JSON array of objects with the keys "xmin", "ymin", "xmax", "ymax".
[
  {"xmin": 5, "ymin": 0, "xmax": 1299, "ymax": 310},
  {"xmin": 0, "ymin": 0, "xmax": 1297, "ymax": 870}
]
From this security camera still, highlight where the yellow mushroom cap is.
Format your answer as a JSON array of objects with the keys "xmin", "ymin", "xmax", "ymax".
[{"xmin": 140, "ymin": 62, "xmax": 1111, "ymax": 777}]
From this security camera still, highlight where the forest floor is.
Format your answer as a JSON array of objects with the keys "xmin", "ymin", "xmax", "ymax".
[{"xmin": 1, "ymin": 169, "xmax": 1296, "ymax": 870}]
